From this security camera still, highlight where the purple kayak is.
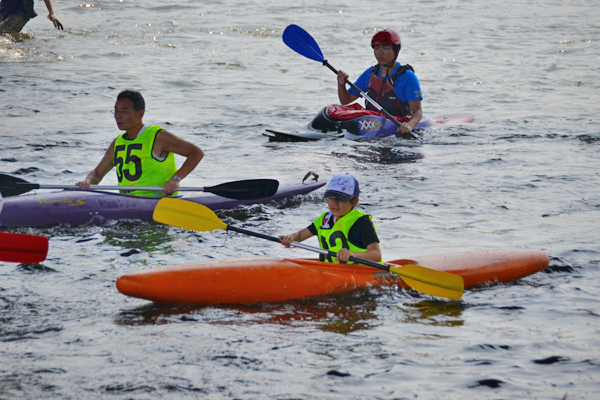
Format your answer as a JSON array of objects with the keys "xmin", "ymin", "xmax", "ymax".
[{"xmin": 0, "ymin": 180, "xmax": 325, "ymax": 228}]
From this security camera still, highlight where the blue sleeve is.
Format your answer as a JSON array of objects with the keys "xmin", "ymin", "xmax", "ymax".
[
  {"xmin": 395, "ymin": 69, "xmax": 423, "ymax": 102},
  {"xmin": 348, "ymin": 66, "xmax": 375, "ymax": 97}
]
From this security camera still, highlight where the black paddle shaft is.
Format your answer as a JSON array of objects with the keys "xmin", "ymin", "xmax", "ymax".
[
  {"xmin": 226, "ymin": 224, "xmax": 391, "ymax": 272},
  {"xmin": 0, "ymin": 173, "xmax": 279, "ymax": 200}
]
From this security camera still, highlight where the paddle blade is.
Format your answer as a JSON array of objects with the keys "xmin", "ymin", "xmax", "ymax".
[
  {"xmin": 282, "ymin": 24, "xmax": 325, "ymax": 63},
  {"xmin": 205, "ymin": 179, "xmax": 279, "ymax": 200},
  {"xmin": 0, "ymin": 232, "xmax": 49, "ymax": 263},
  {"xmin": 389, "ymin": 264, "xmax": 464, "ymax": 300},
  {"xmin": 0, "ymin": 173, "xmax": 39, "ymax": 197},
  {"xmin": 153, "ymin": 198, "xmax": 227, "ymax": 232}
]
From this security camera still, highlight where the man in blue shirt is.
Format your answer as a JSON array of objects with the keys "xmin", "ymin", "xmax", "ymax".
[{"xmin": 337, "ymin": 29, "xmax": 422, "ymax": 135}]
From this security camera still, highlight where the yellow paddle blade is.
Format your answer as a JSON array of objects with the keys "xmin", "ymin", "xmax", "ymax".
[
  {"xmin": 389, "ymin": 264, "xmax": 464, "ymax": 300},
  {"xmin": 153, "ymin": 198, "xmax": 227, "ymax": 232}
]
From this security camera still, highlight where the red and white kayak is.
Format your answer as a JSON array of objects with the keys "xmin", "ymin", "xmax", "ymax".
[
  {"xmin": 116, "ymin": 249, "xmax": 549, "ymax": 305},
  {"xmin": 264, "ymin": 104, "xmax": 474, "ymax": 142}
]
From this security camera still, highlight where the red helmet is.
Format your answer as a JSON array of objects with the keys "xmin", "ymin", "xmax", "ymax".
[{"xmin": 371, "ymin": 29, "xmax": 401, "ymax": 48}]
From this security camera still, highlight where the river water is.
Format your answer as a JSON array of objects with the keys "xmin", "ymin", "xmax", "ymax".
[{"xmin": 1, "ymin": 1, "xmax": 599, "ymax": 399}]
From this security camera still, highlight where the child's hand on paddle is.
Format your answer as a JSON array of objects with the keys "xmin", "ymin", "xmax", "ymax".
[
  {"xmin": 279, "ymin": 235, "xmax": 294, "ymax": 247},
  {"xmin": 336, "ymin": 248, "xmax": 354, "ymax": 263}
]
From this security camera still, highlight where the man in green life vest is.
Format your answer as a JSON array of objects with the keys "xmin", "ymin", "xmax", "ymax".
[
  {"xmin": 76, "ymin": 90, "xmax": 204, "ymax": 196},
  {"xmin": 279, "ymin": 173, "xmax": 382, "ymax": 264}
]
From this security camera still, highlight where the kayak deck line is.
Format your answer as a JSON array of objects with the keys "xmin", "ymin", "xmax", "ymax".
[{"xmin": 116, "ymin": 249, "xmax": 550, "ymax": 305}]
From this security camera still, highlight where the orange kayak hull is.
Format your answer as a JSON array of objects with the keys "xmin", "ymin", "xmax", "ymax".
[
  {"xmin": 394, "ymin": 249, "xmax": 550, "ymax": 291},
  {"xmin": 116, "ymin": 250, "xmax": 549, "ymax": 305}
]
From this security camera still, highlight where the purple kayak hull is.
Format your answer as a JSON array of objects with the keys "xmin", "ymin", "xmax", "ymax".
[{"xmin": 0, "ymin": 181, "xmax": 325, "ymax": 228}]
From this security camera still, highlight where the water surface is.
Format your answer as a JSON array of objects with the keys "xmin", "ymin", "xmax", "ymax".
[{"xmin": 1, "ymin": 1, "xmax": 599, "ymax": 399}]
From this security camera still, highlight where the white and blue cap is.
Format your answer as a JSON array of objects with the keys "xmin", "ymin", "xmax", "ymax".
[{"xmin": 324, "ymin": 173, "xmax": 360, "ymax": 202}]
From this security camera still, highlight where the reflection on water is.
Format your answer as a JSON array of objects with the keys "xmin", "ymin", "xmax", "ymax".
[
  {"xmin": 115, "ymin": 289, "xmax": 470, "ymax": 332},
  {"xmin": 102, "ymin": 222, "xmax": 174, "ymax": 253},
  {"xmin": 348, "ymin": 146, "xmax": 424, "ymax": 165},
  {"xmin": 115, "ymin": 289, "xmax": 388, "ymax": 334},
  {"xmin": 1, "ymin": 32, "xmax": 34, "ymax": 43},
  {"xmin": 16, "ymin": 262, "xmax": 57, "ymax": 273},
  {"xmin": 3, "ymin": 0, "xmax": 600, "ymax": 397},
  {"xmin": 114, "ymin": 303, "xmax": 205, "ymax": 326},
  {"xmin": 13, "ymin": 220, "xmax": 176, "ymax": 253},
  {"xmin": 216, "ymin": 204, "xmax": 269, "ymax": 223},
  {"xmin": 0, "ymin": 294, "xmax": 64, "ymax": 343},
  {"xmin": 399, "ymin": 299, "xmax": 466, "ymax": 327},
  {"xmin": 216, "ymin": 193, "xmax": 324, "ymax": 225},
  {"xmin": 544, "ymin": 256, "xmax": 576, "ymax": 273},
  {"xmin": 257, "ymin": 292, "xmax": 382, "ymax": 334},
  {"xmin": 577, "ymin": 134, "xmax": 600, "ymax": 144}
]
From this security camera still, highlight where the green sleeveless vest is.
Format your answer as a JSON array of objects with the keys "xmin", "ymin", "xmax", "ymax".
[
  {"xmin": 312, "ymin": 209, "xmax": 380, "ymax": 264},
  {"xmin": 113, "ymin": 125, "xmax": 178, "ymax": 197}
]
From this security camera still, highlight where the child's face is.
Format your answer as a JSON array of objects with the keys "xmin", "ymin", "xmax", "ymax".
[{"xmin": 326, "ymin": 197, "xmax": 358, "ymax": 218}]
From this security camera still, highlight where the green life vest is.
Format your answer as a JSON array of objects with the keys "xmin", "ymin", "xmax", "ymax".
[
  {"xmin": 113, "ymin": 125, "xmax": 178, "ymax": 197},
  {"xmin": 312, "ymin": 209, "xmax": 380, "ymax": 264}
]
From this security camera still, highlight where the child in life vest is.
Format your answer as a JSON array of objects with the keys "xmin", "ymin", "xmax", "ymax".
[{"xmin": 279, "ymin": 173, "xmax": 382, "ymax": 263}]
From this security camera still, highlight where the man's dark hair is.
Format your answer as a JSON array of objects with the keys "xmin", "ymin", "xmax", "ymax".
[{"xmin": 117, "ymin": 90, "xmax": 145, "ymax": 111}]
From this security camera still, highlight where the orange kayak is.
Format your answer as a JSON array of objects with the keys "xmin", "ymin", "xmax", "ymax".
[{"xmin": 116, "ymin": 250, "xmax": 549, "ymax": 305}]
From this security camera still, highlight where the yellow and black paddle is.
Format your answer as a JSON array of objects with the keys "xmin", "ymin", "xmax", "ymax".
[{"xmin": 152, "ymin": 198, "xmax": 464, "ymax": 300}]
